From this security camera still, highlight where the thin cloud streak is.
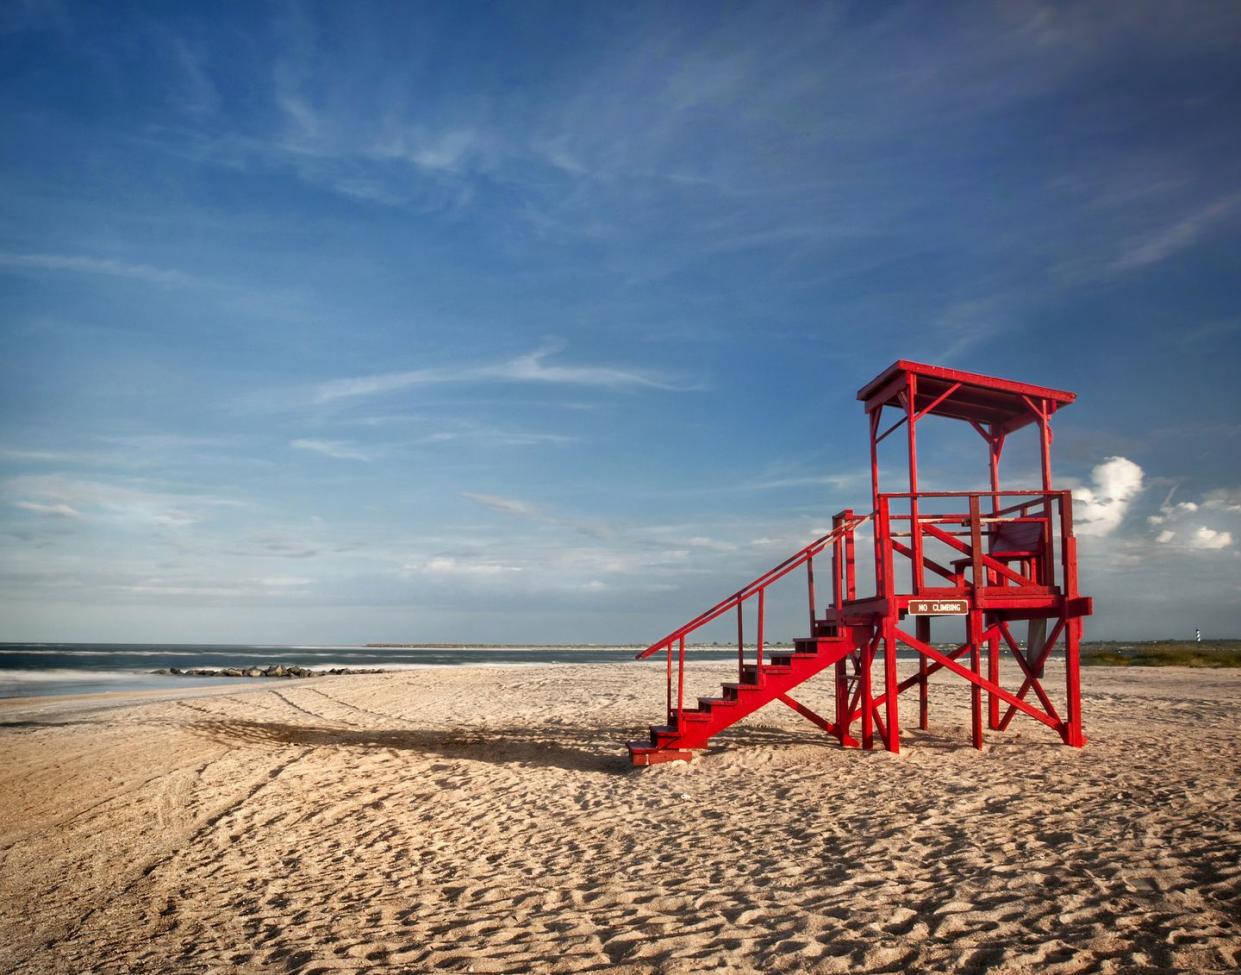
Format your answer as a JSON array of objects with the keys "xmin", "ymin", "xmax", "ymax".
[
  {"xmin": 0, "ymin": 251, "xmax": 202, "ymax": 288},
  {"xmin": 13, "ymin": 500, "xmax": 81, "ymax": 518},
  {"xmin": 1110, "ymin": 192, "xmax": 1241, "ymax": 271},
  {"xmin": 290, "ymin": 439, "xmax": 379, "ymax": 462},
  {"xmin": 312, "ymin": 343, "xmax": 685, "ymax": 404}
]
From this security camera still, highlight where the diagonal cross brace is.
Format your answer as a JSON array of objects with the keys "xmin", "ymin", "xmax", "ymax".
[
  {"xmin": 778, "ymin": 693, "xmax": 859, "ymax": 747},
  {"xmin": 998, "ymin": 617, "xmax": 1067, "ymax": 731},
  {"xmin": 922, "ymin": 521, "xmax": 1034, "ymax": 588},
  {"xmin": 997, "ymin": 621, "xmax": 1060, "ymax": 723},
  {"xmin": 894, "ymin": 627, "xmax": 1061, "ymax": 732},
  {"xmin": 845, "ymin": 625, "xmax": 1000, "ymax": 725}
]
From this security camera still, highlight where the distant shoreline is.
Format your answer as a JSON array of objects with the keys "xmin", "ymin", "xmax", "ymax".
[{"xmin": 1081, "ymin": 640, "xmax": 1241, "ymax": 668}]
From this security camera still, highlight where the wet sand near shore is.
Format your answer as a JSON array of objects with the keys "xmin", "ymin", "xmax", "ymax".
[{"xmin": 1, "ymin": 662, "xmax": 1237, "ymax": 973}]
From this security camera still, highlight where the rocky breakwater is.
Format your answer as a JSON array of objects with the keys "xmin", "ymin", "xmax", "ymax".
[{"xmin": 152, "ymin": 665, "xmax": 386, "ymax": 679}]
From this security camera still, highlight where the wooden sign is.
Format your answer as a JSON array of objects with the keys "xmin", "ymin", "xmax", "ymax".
[{"xmin": 907, "ymin": 598, "xmax": 969, "ymax": 616}]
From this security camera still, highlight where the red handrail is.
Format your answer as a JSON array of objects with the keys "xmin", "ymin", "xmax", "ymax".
[{"xmin": 634, "ymin": 514, "xmax": 871, "ymax": 660}]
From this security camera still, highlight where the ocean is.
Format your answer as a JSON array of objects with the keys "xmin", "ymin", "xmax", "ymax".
[{"xmin": 0, "ymin": 643, "xmax": 747, "ymax": 699}]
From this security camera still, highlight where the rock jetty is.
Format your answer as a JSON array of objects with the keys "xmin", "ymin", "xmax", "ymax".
[{"xmin": 151, "ymin": 665, "xmax": 385, "ymax": 679}]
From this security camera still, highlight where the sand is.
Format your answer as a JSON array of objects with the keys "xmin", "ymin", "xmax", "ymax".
[{"xmin": 0, "ymin": 661, "xmax": 1237, "ymax": 974}]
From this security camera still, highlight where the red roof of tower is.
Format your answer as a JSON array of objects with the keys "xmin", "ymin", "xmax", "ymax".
[{"xmin": 857, "ymin": 360, "xmax": 1075, "ymax": 435}]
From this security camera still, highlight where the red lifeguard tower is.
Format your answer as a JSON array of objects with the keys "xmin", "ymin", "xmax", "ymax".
[{"xmin": 628, "ymin": 361, "xmax": 1093, "ymax": 765}]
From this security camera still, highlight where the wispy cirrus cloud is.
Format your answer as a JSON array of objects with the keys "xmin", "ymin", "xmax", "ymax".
[
  {"xmin": 403, "ymin": 557, "xmax": 523, "ymax": 577},
  {"xmin": 461, "ymin": 492, "xmax": 540, "ymax": 517},
  {"xmin": 290, "ymin": 438, "xmax": 379, "ymax": 462},
  {"xmin": 461, "ymin": 490, "xmax": 611, "ymax": 540},
  {"xmin": 311, "ymin": 342, "xmax": 681, "ymax": 404},
  {"xmin": 1110, "ymin": 192, "xmax": 1241, "ymax": 271},
  {"xmin": 13, "ymin": 500, "xmax": 81, "ymax": 518},
  {"xmin": 0, "ymin": 251, "xmax": 202, "ymax": 288},
  {"xmin": 2, "ymin": 474, "xmax": 242, "ymax": 528}
]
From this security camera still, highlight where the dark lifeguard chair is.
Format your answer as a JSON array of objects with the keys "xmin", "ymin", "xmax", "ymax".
[{"xmin": 628, "ymin": 361, "xmax": 1092, "ymax": 765}]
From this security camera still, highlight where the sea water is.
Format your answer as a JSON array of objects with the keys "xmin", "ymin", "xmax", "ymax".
[{"xmin": 0, "ymin": 643, "xmax": 746, "ymax": 699}]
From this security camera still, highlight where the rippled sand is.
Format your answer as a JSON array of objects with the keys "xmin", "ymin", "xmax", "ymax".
[{"xmin": 1, "ymin": 662, "xmax": 1237, "ymax": 973}]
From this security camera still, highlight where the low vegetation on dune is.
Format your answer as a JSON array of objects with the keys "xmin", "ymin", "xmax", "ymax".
[{"xmin": 1082, "ymin": 640, "xmax": 1241, "ymax": 668}]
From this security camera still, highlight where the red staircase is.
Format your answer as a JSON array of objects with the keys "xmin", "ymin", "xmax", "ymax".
[
  {"xmin": 627, "ymin": 516, "xmax": 869, "ymax": 766},
  {"xmin": 628, "ymin": 631, "xmax": 862, "ymax": 765}
]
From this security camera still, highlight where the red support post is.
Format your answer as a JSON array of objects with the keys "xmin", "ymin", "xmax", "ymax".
[
  {"xmin": 834, "ymin": 655, "xmax": 853, "ymax": 747},
  {"xmin": 1064, "ymin": 617, "xmax": 1085, "ymax": 747},
  {"xmin": 987, "ymin": 628, "xmax": 1001, "ymax": 730},
  {"xmin": 883, "ymin": 616, "xmax": 900, "ymax": 754},
  {"xmin": 869, "ymin": 409, "xmax": 883, "ymax": 588},
  {"xmin": 1038, "ymin": 401, "xmax": 1055, "ymax": 586},
  {"xmin": 987, "ymin": 432, "xmax": 1003, "ymax": 729},
  {"xmin": 860, "ymin": 636, "xmax": 875, "ymax": 750},
  {"xmin": 916, "ymin": 615, "xmax": 930, "ymax": 730},
  {"xmin": 1059, "ymin": 491, "xmax": 1085, "ymax": 746},
  {"xmin": 968, "ymin": 609, "xmax": 984, "ymax": 750},
  {"xmin": 906, "ymin": 373, "xmax": 923, "ymax": 594}
]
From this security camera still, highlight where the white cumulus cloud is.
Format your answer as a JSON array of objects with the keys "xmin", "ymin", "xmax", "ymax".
[
  {"xmin": 1147, "ymin": 487, "xmax": 1237, "ymax": 553},
  {"xmin": 1191, "ymin": 526, "xmax": 1232, "ymax": 550},
  {"xmin": 1073, "ymin": 456, "xmax": 1143, "ymax": 537}
]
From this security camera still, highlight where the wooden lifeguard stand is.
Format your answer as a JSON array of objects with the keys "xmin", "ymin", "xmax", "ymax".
[{"xmin": 628, "ymin": 361, "xmax": 1093, "ymax": 765}]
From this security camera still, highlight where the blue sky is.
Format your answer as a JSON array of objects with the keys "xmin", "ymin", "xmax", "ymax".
[{"xmin": 1, "ymin": 1, "xmax": 1238, "ymax": 643}]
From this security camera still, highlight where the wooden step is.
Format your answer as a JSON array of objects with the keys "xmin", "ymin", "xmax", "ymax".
[
  {"xmin": 742, "ymin": 664, "xmax": 791, "ymax": 678},
  {"xmin": 794, "ymin": 637, "xmax": 851, "ymax": 653},
  {"xmin": 628, "ymin": 741, "xmax": 693, "ymax": 766},
  {"xmin": 770, "ymin": 655, "xmax": 816, "ymax": 667}
]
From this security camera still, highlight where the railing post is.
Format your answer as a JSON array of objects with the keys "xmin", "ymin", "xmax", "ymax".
[
  {"xmin": 1059, "ymin": 489, "xmax": 1084, "ymax": 747},
  {"xmin": 1059, "ymin": 490, "xmax": 1076, "ymax": 597},
  {"xmin": 831, "ymin": 514, "xmax": 842, "ymax": 612},
  {"xmin": 737, "ymin": 598, "xmax": 744, "ymax": 680},
  {"xmin": 757, "ymin": 587, "xmax": 765, "ymax": 680},
  {"xmin": 879, "ymin": 498, "xmax": 895, "ymax": 602},
  {"xmin": 969, "ymin": 494, "xmax": 983, "ymax": 597},
  {"xmin": 677, "ymin": 636, "xmax": 685, "ymax": 724},
  {"xmin": 845, "ymin": 510, "xmax": 856, "ymax": 600},
  {"xmin": 807, "ymin": 554, "xmax": 817, "ymax": 634},
  {"xmin": 666, "ymin": 641, "xmax": 672, "ymax": 722}
]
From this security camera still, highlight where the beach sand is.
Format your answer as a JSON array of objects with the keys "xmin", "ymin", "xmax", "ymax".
[{"xmin": 0, "ymin": 662, "xmax": 1237, "ymax": 974}]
